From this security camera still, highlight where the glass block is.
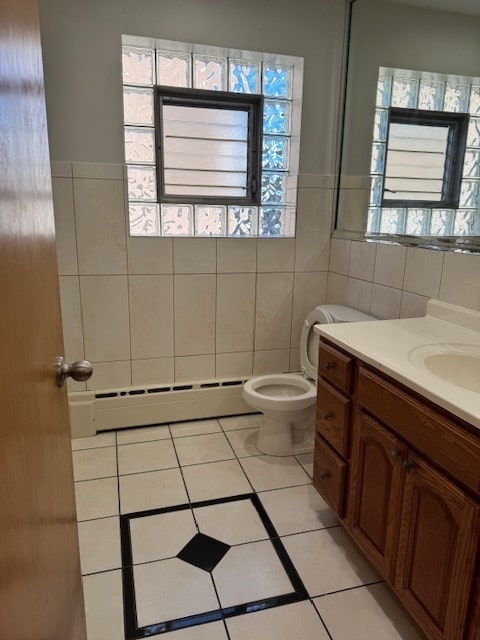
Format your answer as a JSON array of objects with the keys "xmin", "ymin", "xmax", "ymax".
[
  {"xmin": 467, "ymin": 118, "xmax": 480, "ymax": 148},
  {"xmin": 366, "ymin": 208, "xmax": 381, "ymax": 233},
  {"xmin": 157, "ymin": 50, "xmax": 191, "ymax": 87},
  {"xmin": 124, "ymin": 127, "xmax": 155, "ymax": 164},
  {"xmin": 459, "ymin": 180, "xmax": 480, "ymax": 208},
  {"xmin": 430, "ymin": 209, "xmax": 454, "ymax": 235},
  {"xmin": 262, "ymin": 64, "xmax": 291, "ymax": 99},
  {"xmin": 376, "ymin": 76, "xmax": 392, "ymax": 108},
  {"xmin": 227, "ymin": 206, "xmax": 258, "ymax": 236},
  {"xmin": 444, "ymin": 83, "xmax": 470, "ymax": 113},
  {"xmin": 229, "ymin": 60, "xmax": 260, "ymax": 94},
  {"xmin": 391, "ymin": 78, "xmax": 418, "ymax": 109},
  {"xmin": 259, "ymin": 207, "xmax": 288, "ymax": 236},
  {"xmin": 193, "ymin": 55, "xmax": 227, "ymax": 91},
  {"xmin": 379, "ymin": 208, "xmax": 406, "ymax": 234},
  {"xmin": 129, "ymin": 204, "xmax": 160, "ymax": 236},
  {"xmin": 454, "ymin": 209, "xmax": 477, "ymax": 235},
  {"xmin": 463, "ymin": 151, "xmax": 480, "ymax": 178},
  {"xmin": 262, "ymin": 136, "xmax": 289, "ymax": 170},
  {"xmin": 469, "ymin": 86, "xmax": 480, "ymax": 115},
  {"xmin": 127, "ymin": 165, "xmax": 157, "ymax": 201},
  {"xmin": 369, "ymin": 176, "xmax": 383, "ymax": 206},
  {"xmin": 370, "ymin": 143, "xmax": 385, "ymax": 175},
  {"xmin": 194, "ymin": 206, "xmax": 226, "ymax": 236},
  {"xmin": 161, "ymin": 204, "xmax": 193, "ymax": 236},
  {"xmin": 418, "ymin": 80, "xmax": 445, "ymax": 111},
  {"xmin": 406, "ymin": 209, "xmax": 430, "ymax": 235},
  {"xmin": 261, "ymin": 173, "xmax": 286, "ymax": 204},
  {"xmin": 122, "ymin": 46, "xmax": 154, "ymax": 86},
  {"xmin": 373, "ymin": 109, "xmax": 388, "ymax": 142},
  {"xmin": 123, "ymin": 88, "xmax": 154, "ymax": 126},
  {"xmin": 263, "ymin": 101, "xmax": 291, "ymax": 135}
]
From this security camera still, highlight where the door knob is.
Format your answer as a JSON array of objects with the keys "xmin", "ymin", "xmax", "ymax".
[{"xmin": 56, "ymin": 356, "xmax": 93, "ymax": 387}]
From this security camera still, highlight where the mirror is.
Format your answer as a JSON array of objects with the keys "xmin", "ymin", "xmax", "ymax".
[{"xmin": 335, "ymin": 0, "xmax": 480, "ymax": 251}]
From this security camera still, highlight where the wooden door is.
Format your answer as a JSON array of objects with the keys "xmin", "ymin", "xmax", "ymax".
[
  {"xmin": 395, "ymin": 453, "xmax": 480, "ymax": 640},
  {"xmin": 346, "ymin": 411, "xmax": 406, "ymax": 581},
  {"xmin": 0, "ymin": 1, "xmax": 87, "ymax": 639}
]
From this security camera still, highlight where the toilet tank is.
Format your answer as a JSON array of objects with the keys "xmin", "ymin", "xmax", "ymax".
[{"xmin": 300, "ymin": 305, "xmax": 376, "ymax": 379}]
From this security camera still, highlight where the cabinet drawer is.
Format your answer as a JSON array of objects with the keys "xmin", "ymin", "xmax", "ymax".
[
  {"xmin": 318, "ymin": 341, "xmax": 353, "ymax": 394},
  {"xmin": 357, "ymin": 366, "xmax": 480, "ymax": 496},
  {"xmin": 313, "ymin": 435, "xmax": 347, "ymax": 518},
  {"xmin": 316, "ymin": 379, "xmax": 351, "ymax": 458}
]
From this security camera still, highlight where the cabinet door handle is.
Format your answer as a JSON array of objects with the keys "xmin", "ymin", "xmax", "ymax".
[
  {"xmin": 390, "ymin": 449, "xmax": 400, "ymax": 461},
  {"xmin": 321, "ymin": 411, "xmax": 332, "ymax": 420},
  {"xmin": 403, "ymin": 459, "xmax": 414, "ymax": 472},
  {"xmin": 324, "ymin": 362, "xmax": 335, "ymax": 371},
  {"xmin": 318, "ymin": 469, "xmax": 331, "ymax": 480}
]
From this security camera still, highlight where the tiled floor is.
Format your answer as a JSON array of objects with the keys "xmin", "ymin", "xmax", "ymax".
[{"xmin": 72, "ymin": 414, "xmax": 426, "ymax": 640}]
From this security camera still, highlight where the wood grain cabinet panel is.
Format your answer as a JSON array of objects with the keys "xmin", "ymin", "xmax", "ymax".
[
  {"xmin": 346, "ymin": 411, "xmax": 406, "ymax": 581},
  {"xmin": 395, "ymin": 453, "xmax": 480, "ymax": 640},
  {"xmin": 318, "ymin": 342, "xmax": 353, "ymax": 394},
  {"xmin": 312, "ymin": 435, "xmax": 347, "ymax": 518},
  {"xmin": 316, "ymin": 379, "xmax": 351, "ymax": 457}
]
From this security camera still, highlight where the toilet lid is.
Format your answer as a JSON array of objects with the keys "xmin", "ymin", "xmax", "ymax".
[{"xmin": 300, "ymin": 305, "xmax": 377, "ymax": 379}]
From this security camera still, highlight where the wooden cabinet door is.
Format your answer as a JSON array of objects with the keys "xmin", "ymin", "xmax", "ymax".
[
  {"xmin": 346, "ymin": 411, "xmax": 406, "ymax": 580},
  {"xmin": 395, "ymin": 453, "xmax": 480, "ymax": 640}
]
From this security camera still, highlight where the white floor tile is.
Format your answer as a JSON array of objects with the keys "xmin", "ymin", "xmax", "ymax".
[
  {"xmin": 77, "ymin": 516, "xmax": 121, "ymax": 575},
  {"xmin": 82, "ymin": 570, "xmax": 124, "ymax": 640},
  {"xmin": 194, "ymin": 498, "xmax": 268, "ymax": 545},
  {"xmin": 174, "ymin": 432, "xmax": 235, "ymax": 466},
  {"xmin": 314, "ymin": 582, "xmax": 426, "ymax": 639},
  {"xmin": 117, "ymin": 439, "xmax": 178, "ymax": 475},
  {"xmin": 71, "ymin": 431, "xmax": 116, "ymax": 450},
  {"xmin": 259, "ymin": 484, "xmax": 338, "ymax": 536},
  {"xmin": 119, "ymin": 468, "xmax": 188, "ymax": 514},
  {"xmin": 240, "ymin": 455, "xmax": 310, "ymax": 492},
  {"xmin": 182, "ymin": 460, "xmax": 252, "ymax": 502},
  {"xmin": 75, "ymin": 477, "xmax": 119, "ymax": 522},
  {"xmin": 117, "ymin": 424, "xmax": 171, "ymax": 445},
  {"xmin": 130, "ymin": 509, "xmax": 197, "ymax": 564},
  {"xmin": 170, "ymin": 418, "xmax": 221, "ymax": 438},
  {"xmin": 213, "ymin": 540, "xmax": 293, "ymax": 608},
  {"xmin": 226, "ymin": 601, "xmax": 330, "ymax": 640},
  {"xmin": 72, "ymin": 446, "xmax": 117, "ymax": 481},
  {"xmin": 282, "ymin": 527, "xmax": 380, "ymax": 597},
  {"xmin": 224, "ymin": 427, "xmax": 262, "ymax": 457},
  {"xmin": 295, "ymin": 452, "xmax": 314, "ymax": 478},
  {"xmin": 151, "ymin": 620, "xmax": 229, "ymax": 640},
  {"xmin": 219, "ymin": 414, "xmax": 262, "ymax": 431},
  {"xmin": 134, "ymin": 558, "xmax": 219, "ymax": 626}
]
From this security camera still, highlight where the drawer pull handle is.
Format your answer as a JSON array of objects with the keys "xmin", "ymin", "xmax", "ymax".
[
  {"xmin": 403, "ymin": 460, "xmax": 414, "ymax": 472},
  {"xmin": 318, "ymin": 469, "xmax": 331, "ymax": 480},
  {"xmin": 321, "ymin": 411, "xmax": 332, "ymax": 420},
  {"xmin": 390, "ymin": 450, "xmax": 400, "ymax": 461},
  {"xmin": 324, "ymin": 362, "xmax": 335, "ymax": 371}
]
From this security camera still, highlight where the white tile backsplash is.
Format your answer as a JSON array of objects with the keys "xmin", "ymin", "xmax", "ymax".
[
  {"xmin": 255, "ymin": 273, "xmax": 294, "ymax": 350},
  {"xmin": 216, "ymin": 274, "xmax": 256, "ymax": 353},
  {"xmin": 52, "ymin": 178, "xmax": 78, "ymax": 275},
  {"xmin": 257, "ymin": 238, "xmax": 295, "ymax": 272},
  {"xmin": 174, "ymin": 275, "xmax": 216, "ymax": 357},
  {"xmin": 403, "ymin": 247, "xmax": 444, "ymax": 298}
]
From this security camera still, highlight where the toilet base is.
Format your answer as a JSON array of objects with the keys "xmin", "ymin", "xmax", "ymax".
[{"xmin": 256, "ymin": 411, "xmax": 314, "ymax": 457}]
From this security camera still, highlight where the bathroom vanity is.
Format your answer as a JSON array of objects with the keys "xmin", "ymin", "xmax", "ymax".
[{"xmin": 312, "ymin": 301, "xmax": 480, "ymax": 640}]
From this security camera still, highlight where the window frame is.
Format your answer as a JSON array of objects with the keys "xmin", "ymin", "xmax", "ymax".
[
  {"xmin": 154, "ymin": 85, "xmax": 263, "ymax": 207},
  {"xmin": 381, "ymin": 107, "xmax": 470, "ymax": 209}
]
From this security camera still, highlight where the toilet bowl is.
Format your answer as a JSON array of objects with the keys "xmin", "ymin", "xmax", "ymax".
[{"xmin": 243, "ymin": 305, "xmax": 376, "ymax": 456}]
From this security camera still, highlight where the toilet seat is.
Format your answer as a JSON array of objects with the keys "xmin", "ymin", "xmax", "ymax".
[{"xmin": 243, "ymin": 374, "xmax": 315, "ymax": 412}]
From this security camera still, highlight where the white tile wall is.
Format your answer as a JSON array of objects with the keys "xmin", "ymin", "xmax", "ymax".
[{"xmin": 328, "ymin": 238, "xmax": 480, "ymax": 318}]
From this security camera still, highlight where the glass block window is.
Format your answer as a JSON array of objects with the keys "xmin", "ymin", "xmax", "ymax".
[
  {"xmin": 367, "ymin": 67, "xmax": 480, "ymax": 239},
  {"xmin": 122, "ymin": 37, "xmax": 303, "ymax": 238}
]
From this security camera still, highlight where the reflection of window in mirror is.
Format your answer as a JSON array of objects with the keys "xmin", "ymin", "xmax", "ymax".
[
  {"xmin": 382, "ymin": 108, "xmax": 469, "ymax": 209},
  {"xmin": 368, "ymin": 67, "xmax": 480, "ymax": 239}
]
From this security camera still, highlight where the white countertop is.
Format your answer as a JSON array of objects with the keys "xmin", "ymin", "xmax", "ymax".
[{"xmin": 314, "ymin": 300, "xmax": 480, "ymax": 429}]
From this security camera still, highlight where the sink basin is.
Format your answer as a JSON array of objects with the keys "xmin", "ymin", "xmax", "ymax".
[{"xmin": 409, "ymin": 344, "xmax": 480, "ymax": 393}]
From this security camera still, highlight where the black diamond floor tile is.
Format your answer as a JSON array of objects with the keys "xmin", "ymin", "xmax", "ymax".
[{"xmin": 177, "ymin": 532, "xmax": 230, "ymax": 571}]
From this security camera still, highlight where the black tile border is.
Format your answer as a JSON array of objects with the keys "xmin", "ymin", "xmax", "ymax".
[{"xmin": 120, "ymin": 492, "xmax": 309, "ymax": 639}]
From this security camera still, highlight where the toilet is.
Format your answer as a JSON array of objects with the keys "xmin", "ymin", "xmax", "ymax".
[{"xmin": 243, "ymin": 305, "xmax": 376, "ymax": 456}]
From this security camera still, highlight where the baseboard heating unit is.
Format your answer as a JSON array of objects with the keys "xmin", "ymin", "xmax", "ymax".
[{"xmin": 68, "ymin": 377, "xmax": 252, "ymax": 438}]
